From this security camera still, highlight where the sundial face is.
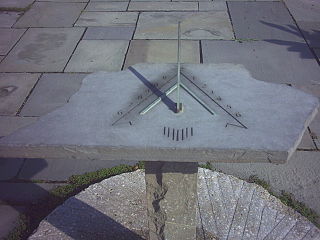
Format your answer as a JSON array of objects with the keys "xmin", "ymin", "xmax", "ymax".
[{"xmin": 0, "ymin": 63, "xmax": 318, "ymax": 163}]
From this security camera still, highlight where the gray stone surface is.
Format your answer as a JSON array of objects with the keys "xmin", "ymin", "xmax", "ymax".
[
  {"xmin": 134, "ymin": 12, "xmax": 234, "ymax": 40},
  {"xmin": 0, "ymin": 158, "xmax": 24, "ymax": 180},
  {"xmin": 65, "ymin": 40, "xmax": 129, "ymax": 72},
  {"xmin": 314, "ymin": 48, "xmax": 320, "ymax": 61},
  {"xmin": 0, "ymin": 56, "xmax": 3, "ymax": 62},
  {"xmin": 0, "ymin": 116, "xmax": 38, "ymax": 137},
  {"xmin": 0, "ymin": 73, "xmax": 40, "ymax": 115},
  {"xmin": 284, "ymin": 0, "xmax": 320, "ymax": 22},
  {"xmin": 38, "ymin": 0, "xmax": 89, "ymax": 2},
  {"xmin": 228, "ymin": 1, "xmax": 305, "ymax": 41},
  {"xmin": 298, "ymin": 21, "xmax": 320, "ymax": 48},
  {"xmin": 28, "ymin": 169, "xmax": 320, "ymax": 240},
  {"xmin": 309, "ymin": 112, "xmax": 320, "ymax": 148},
  {"xmin": 298, "ymin": 130, "xmax": 316, "ymax": 150},
  {"xmin": 124, "ymin": 40, "xmax": 200, "ymax": 68},
  {"xmin": 0, "ymin": 183, "xmax": 63, "ymax": 205},
  {"xmin": 83, "ymin": 26, "xmax": 135, "ymax": 40},
  {"xmin": 0, "ymin": 0, "xmax": 34, "ymax": 9},
  {"xmin": 0, "ymin": 28, "xmax": 84, "ymax": 72},
  {"xmin": 202, "ymin": 40, "xmax": 320, "ymax": 86},
  {"xmin": 0, "ymin": 28, "xmax": 26, "ymax": 55},
  {"xmin": 145, "ymin": 162, "xmax": 198, "ymax": 240},
  {"xmin": 18, "ymin": 158, "xmax": 135, "ymax": 181},
  {"xmin": 20, "ymin": 73, "xmax": 87, "ymax": 117},
  {"xmin": 199, "ymin": 2, "xmax": 227, "ymax": 11},
  {"xmin": 75, "ymin": 12, "xmax": 138, "ymax": 27},
  {"xmin": 0, "ymin": 205, "xmax": 25, "ymax": 240},
  {"xmin": 0, "ymin": 64, "xmax": 318, "ymax": 163},
  {"xmin": 0, "ymin": 11, "xmax": 23, "ymax": 27},
  {"xmin": 213, "ymin": 151, "xmax": 320, "ymax": 217},
  {"xmin": 128, "ymin": 2, "xmax": 197, "ymax": 11},
  {"xmin": 14, "ymin": 2, "xmax": 85, "ymax": 28},
  {"xmin": 85, "ymin": 1, "xmax": 128, "ymax": 11}
]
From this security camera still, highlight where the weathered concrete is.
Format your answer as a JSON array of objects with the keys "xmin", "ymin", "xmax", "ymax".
[
  {"xmin": 199, "ymin": 2, "xmax": 227, "ymax": 11},
  {"xmin": 28, "ymin": 169, "xmax": 320, "ymax": 240},
  {"xmin": 309, "ymin": 112, "xmax": 320, "ymax": 148},
  {"xmin": 298, "ymin": 21, "xmax": 320, "ymax": 48},
  {"xmin": 0, "ymin": 28, "xmax": 84, "ymax": 72},
  {"xmin": 0, "ymin": 183, "xmax": 63, "ymax": 205},
  {"xmin": 201, "ymin": 40, "xmax": 320, "ymax": 86},
  {"xmin": 0, "ymin": 28, "xmax": 26, "ymax": 55},
  {"xmin": 0, "ymin": 11, "xmax": 23, "ymax": 27},
  {"xmin": 0, "ymin": 64, "xmax": 318, "ymax": 163},
  {"xmin": 20, "ymin": 73, "xmax": 87, "ymax": 117},
  {"xmin": 0, "ymin": 0, "xmax": 34, "ymax": 10},
  {"xmin": 0, "ymin": 158, "xmax": 24, "ymax": 180},
  {"xmin": 65, "ymin": 40, "xmax": 129, "ymax": 72},
  {"xmin": 298, "ymin": 130, "xmax": 316, "ymax": 150},
  {"xmin": 145, "ymin": 162, "xmax": 198, "ymax": 240},
  {"xmin": 85, "ymin": 1, "xmax": 128, "ymax": 11},
  {"xmin": 134, "ymin": 12, "xmax": 234, "ymax": 40},
  {"xmin": 83, "ymin": 26, "xmax": 135, "ymax": 40},
  {"xmin": 128, "ymin": 2, "xmax": 197, "ymax": 11},
  {"xmin": 0, "ymin": 116, "xmax": 38, "ymax": 137},
  {"xmin": 284, "ymin": 0, "xmax": 320, "ymax": 22},
  {"xmin": 14, "ymin": 2, "xmax": 86, "ymax": 28},
  {"xmin": 18, "ymin": 158, "xmax": 135, "ymax": 181},
  {"xmin": 213, "ymin": 151, "xmax": 320, "ymax": 219},
  {"xmin": 75, "ymin": 12, "xmax": 138, "ymax": 27},
  {"xmin": 0, "ymin": 73, "xmax": 40, "ymax": 115},
  {"xmin": 0, "ymin": 205, "xmax": 25, "ymax": 240},
  {"xmin": 314, "ymin": 48, "xmax": 320, "ymax": 62},
  {"xmin": 124, "ymin": 40, "xmax": 200, "ymax": 68},
  {"xmin": 39, "ymin": 0, "xmax": 89, "ymax": 2},
  {"xmin": 228, "ymin": 1, "xmax": 305, "ymax": 41}
]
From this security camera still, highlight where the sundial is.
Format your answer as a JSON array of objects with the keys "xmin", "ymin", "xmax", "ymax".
[{"xmin": 0, "ymin": 24, "xmax": 319, "ymax": 240}]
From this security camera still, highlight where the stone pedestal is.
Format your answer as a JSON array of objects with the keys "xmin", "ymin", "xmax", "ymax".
[{"xmin": 145, "ymin": 161, "xmax": 198, "ymax": 240}]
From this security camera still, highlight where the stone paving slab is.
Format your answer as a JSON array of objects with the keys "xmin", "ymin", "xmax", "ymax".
[
  {"xmin": 0, "ymin": 0, "xmax": 34, "ymax": 10},
  {"xmin": 65, "ymin": 40, "xmax": 129, "ymax": 72},
  {"xmin": 314, "ymin": 48, "xmax": 320, "ymax": 61},
  {"xmin": 18, "ymin": 159, "xmax": 136, "ymax": 181},
  {"xmin": 0, "ymin": 28, "xmax": 85, "ymax": 72},
  {"xmin": 201, "ymin": 40, "xmax": 320, "ymax": 86},
  {"xmin": 0, "ymin": 73, "xmax": 40, "ymax": 115},
  {"xmin": 298, "ymin": 130, "xmax": 316, "ymax": 150},
  {"xmin": 0, "ymin": 158, "xmax": 24, "ymax": 181},
  {"xmin": 309, "ymin": 113, "xmax": 320, "ymax": 148},
  {"xmin": 199, "ymin": 2, "xmax": 227, "ymax": 11},
  {"xmin": 20, "ymin": 73, "xmax": 87, "ymax": 117},
  {"xmin": 0, "ymin": 56, "xmax": 4, "ymax": 62},
  {"xmin": 83, "ymin": 26, "xmax": 135, "ymax": 40},
  {"xmin": 228, "ymin": 1, "xmax": 305, "ymax": 41},
  {"xmin": 284, "ymin": 0, "xmax": 320, "ymax": 22},
  {"xmin": 37, "ymin": 0, "xmax": 89, "ymax": 2},
  {"xmin": 124, "ymin": 40, "xmax": 200, "ymax": 68},
  {"xmin": 14, "ymin": 2, "xmax": 86, "ymax": 28},
  {"xmin": 0, "ymin": 28, "xmax": 26, "ymax": 55},
  {"xmin": 85, "ymin": 1, "xmax": 128, "ymax": 11},
  {"xmin": 214, "ymin": 151, "xmax": 320, "ymax": 217},
  {"xmin": 128, "ymin": 2, "xmax": 198, "ymax": 11},
  {"xmin": 0, "ymin": 183, "xmax": 64, "ymax": 205},
  {"xmin": 0, "ymin": 116, "xmax": 38, "ymax": 137},
  {"xmin": 28, "ymin": 169, "xmax": 320, "ymax": 240},
  {"xmin": 0, "ymin": 205, "xmax": 26, "ymax": 240},
  {"xmin": 297, "ymin": 21, "xmax": 320, "ymax": 48},
  {"xmin": 75, "ymin": 12, "xmax": 138, "ymax": 27},
  {"xmin": 134, "ymin": 11, "xmax": 234, "ymax": 40},
  {"xmin": 0, "ymin": 11, "xmax": 23, "ymax": 28}
]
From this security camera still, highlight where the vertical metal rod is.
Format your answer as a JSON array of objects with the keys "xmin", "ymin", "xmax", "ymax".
[{"xmin": 177, "ymin": 21, "xmax": 181, "ymax": 113}]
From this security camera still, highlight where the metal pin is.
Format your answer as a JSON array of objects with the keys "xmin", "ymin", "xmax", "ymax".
[
  {"xmin": 186, "ymin": 127, "xmax": 188, "ymax": 138},
  {"xmin": 191, "ymin": 127, "xmax": 193, "ymax": 136},
  {"xmin": 164, "ymin": 127, "xmax": 166, "ymax": 135},
  {"xmin": 172, "ymin": 128, "xmax": 175, "ymax": 141},
  {"xmin": 217, "ymin": 96, "xmax": 222, "ymax": 101},
  {"xmin": 129, "ymin": 121, "xmax": 133, "ymax": 126},
  {"xmin": 235, "ymin": 112, "xmax": 241, "ymax": 117},
  {"xmin": 177, "ymin": 129, "xmax": 179, "ymax": 141},
  {"xmin": 168, "ymin": 127, "xmax": 170, "ymax": 137},
  {"xmin": 227, "ymin": 105, "xmax": 231, "ymax": 109},
  {"xmin": 182, "ymin": 129, "xmax": 184, "ymax": 141}
]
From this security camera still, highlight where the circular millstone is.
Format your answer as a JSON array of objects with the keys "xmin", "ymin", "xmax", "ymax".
[{"xmin": 29, "ymin": 169, "xmax": 319, "ymax": 240}]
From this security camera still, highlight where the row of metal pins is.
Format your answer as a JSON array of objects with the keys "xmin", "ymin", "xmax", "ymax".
[{"xmin": 163, "ymin": 127, "xmax": 193, "ymax": 141}]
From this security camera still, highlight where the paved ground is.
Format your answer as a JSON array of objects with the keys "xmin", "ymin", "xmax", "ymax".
[
  {"xmin": 28, "ymin": 169, "xmax": 320, "ymax": 239},
  {"xmin": 0, "ymin": 0, "xmax": 319, "ymax": 238}
]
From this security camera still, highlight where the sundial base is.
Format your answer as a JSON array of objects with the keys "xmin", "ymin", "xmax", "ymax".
[{"xmin": 145, "ymin": 161, "xmax": 198, "ymax": 240}]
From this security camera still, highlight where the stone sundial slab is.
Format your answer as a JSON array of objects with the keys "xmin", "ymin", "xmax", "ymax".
[{"xmin": 0, "ymin": 63, "xmax": 318, "ymax": 163}]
